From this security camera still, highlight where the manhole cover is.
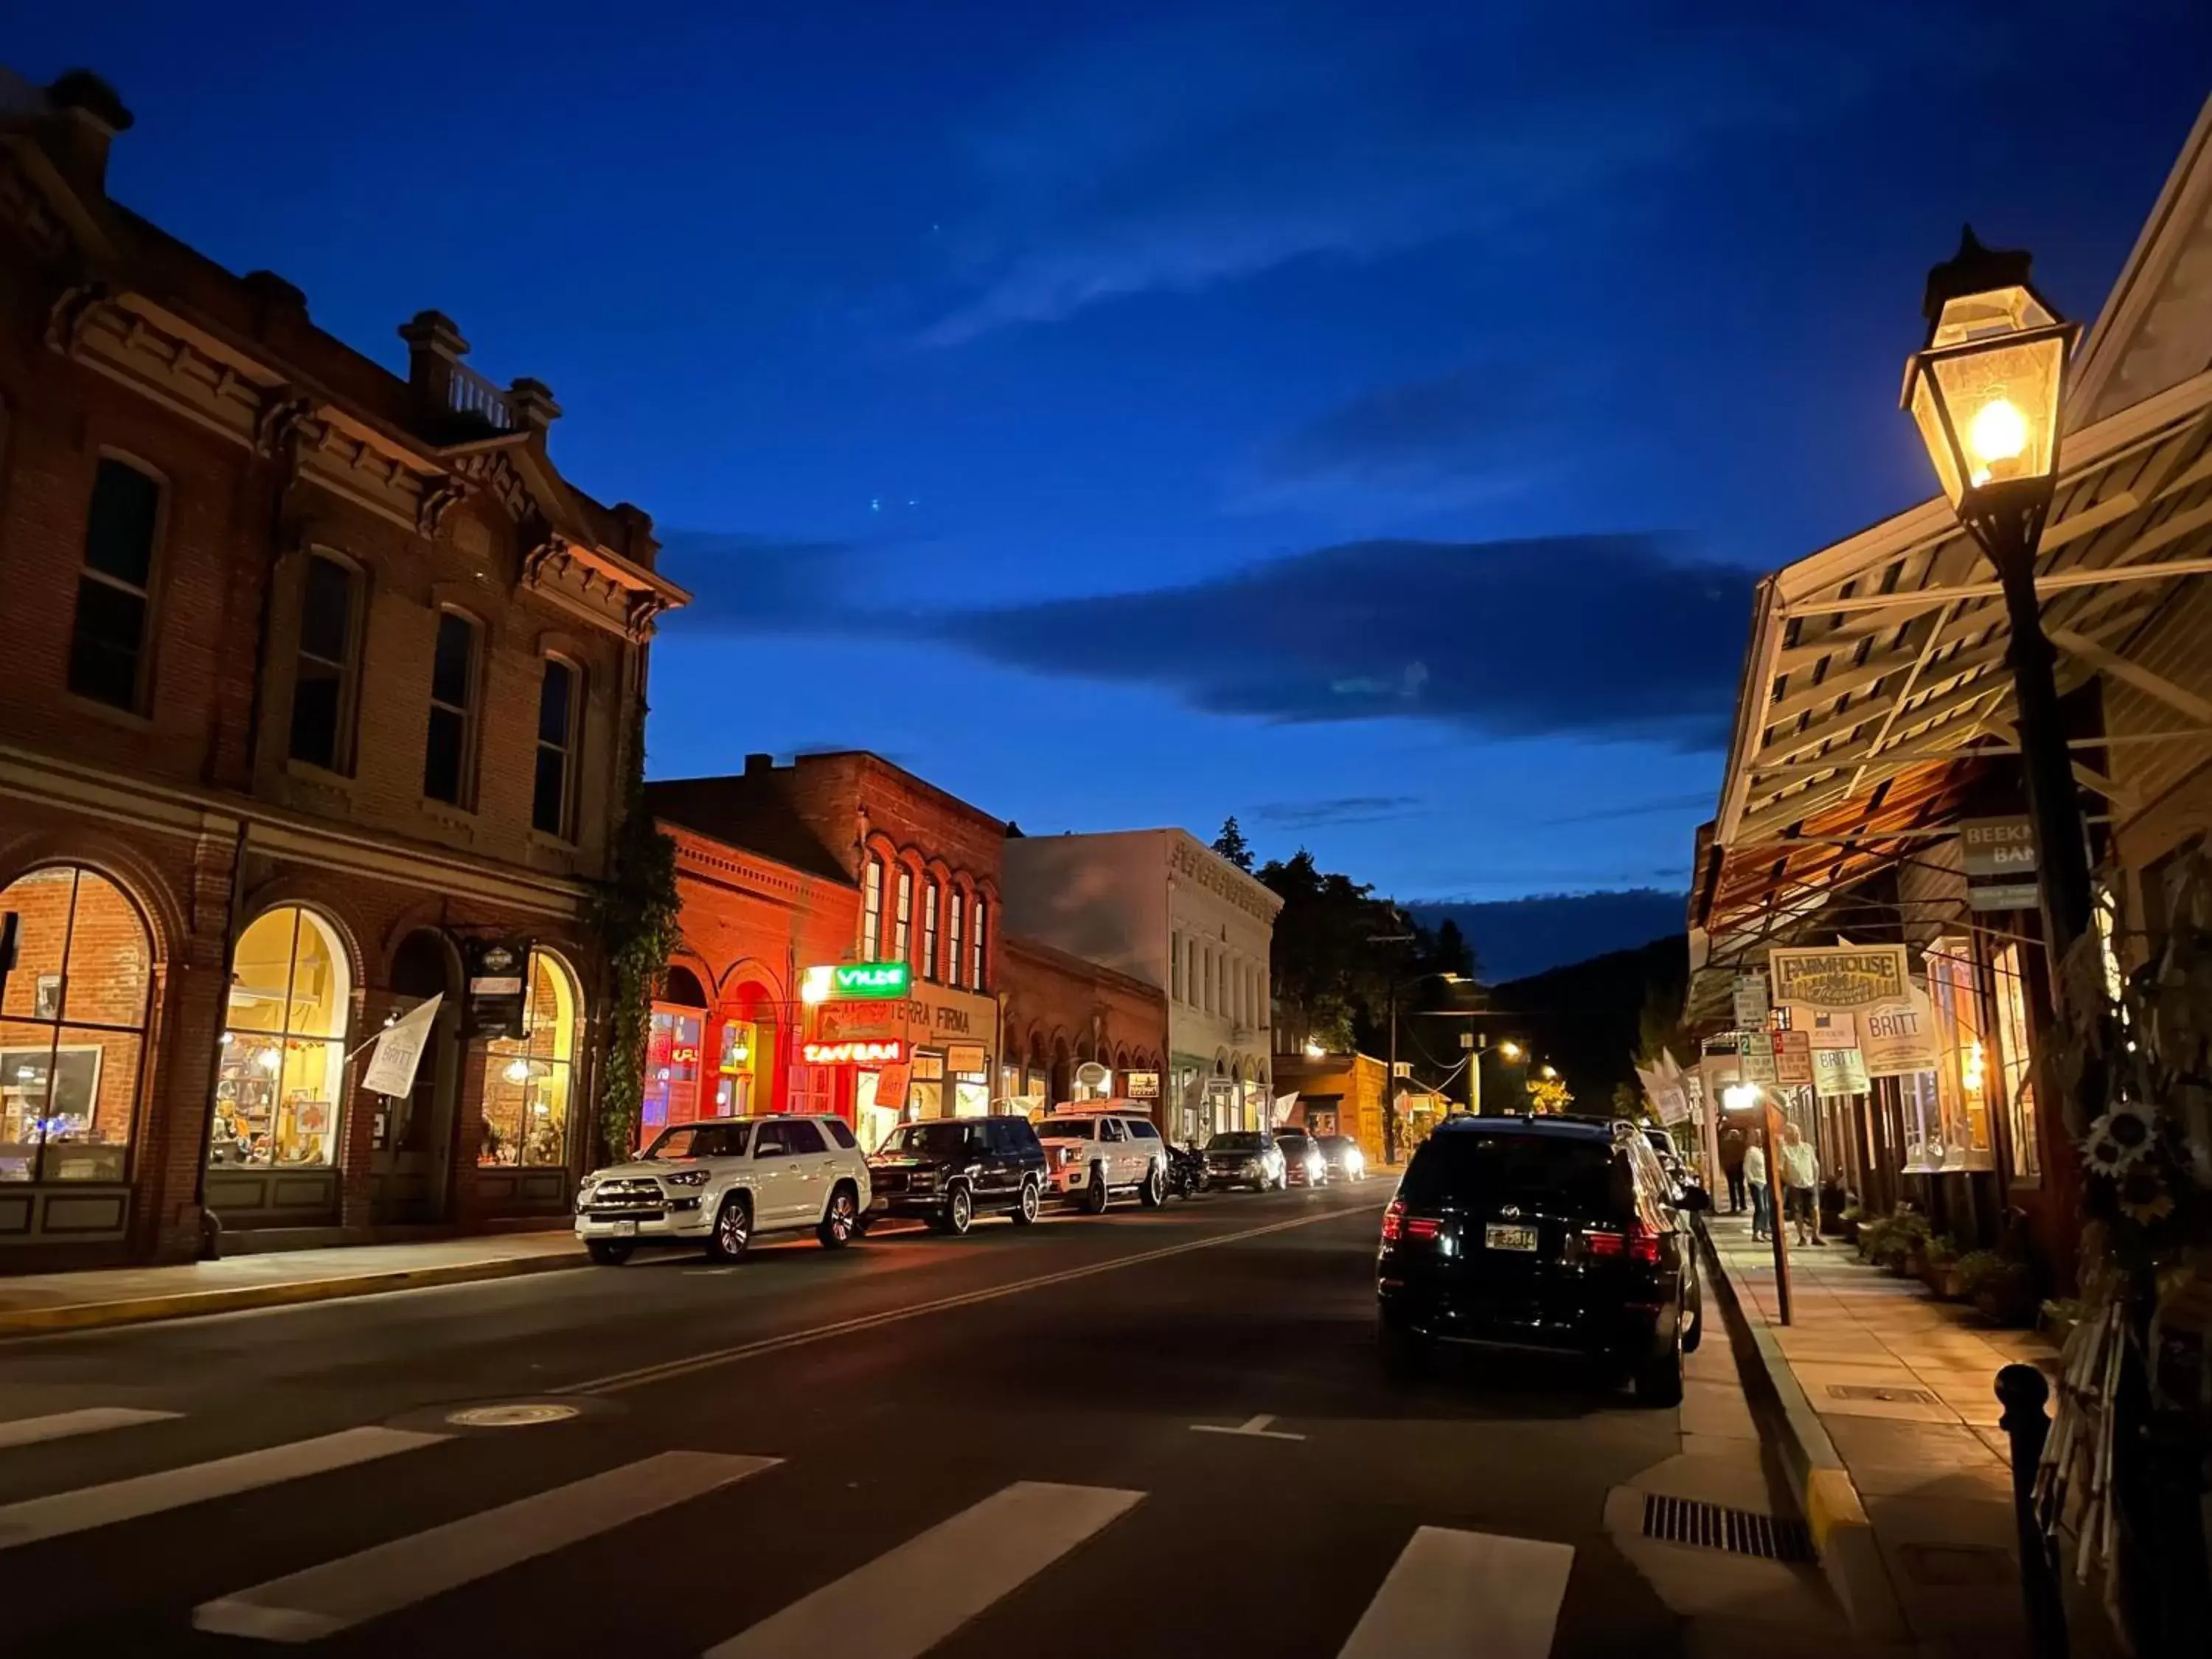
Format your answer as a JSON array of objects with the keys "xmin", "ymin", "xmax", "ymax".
[
  {"xmin": 1827, "ymin": 1383, "xmax": 1941, "ymax": 1405},
  {"xmin": 1641, "ymin": 1494, "xmax": 1812, "ymax": 1562},
  {"xmin": 445, "ymin": 1402, "xmax": 581, "ymax": 1429}
]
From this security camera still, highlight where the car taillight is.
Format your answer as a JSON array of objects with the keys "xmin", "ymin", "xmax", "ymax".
[
  {"xmin": 1404, "ymin": 1217, "xmax": 1441, "ymax": 1242},
  {"xmin": 1380, "ymin": 1199, "xmax": 1405, "ymax": 1242},
  {"xmin": 1584, "ymin": 1220, "xmax": 1662, "ymax": 1263},
  {"xmin": 1380, "ymin": 1200, "xmax": 1439, "ymax": 1245}
]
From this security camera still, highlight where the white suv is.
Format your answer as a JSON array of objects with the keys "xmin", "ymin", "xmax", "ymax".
[
  {"xmin": 577, "ymin": 1115, "xmax": 871, "ymax": 1265},
  {"xmin": 1035, "ymin": 1109, "xmax": 1169, "ymax": 1214}
]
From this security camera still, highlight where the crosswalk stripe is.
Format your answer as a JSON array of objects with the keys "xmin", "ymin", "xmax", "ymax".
[
  {"xmin": 0, "ymin": 1426, "xmax": 445, "ymax": 1549},
  {"xmin": 194, "ymin": 1450, "xmax": 779, "ymax": 1642},
  {"xmin": 703, "ymin": 1481, "xmax": 1143, "ymax": 1659},
  {"xmin": 0, "ymin": 1407, "xmax": 179, "ymax": 1450},
  {"xmin": 1335, "ymin": 1526, "xmax": 1574, "ymax": 1659}
]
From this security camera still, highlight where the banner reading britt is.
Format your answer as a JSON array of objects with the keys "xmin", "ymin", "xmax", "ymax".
[{"xmin": 1768, "ymin": 945, "xmax": 1910, "ymax": 1014}]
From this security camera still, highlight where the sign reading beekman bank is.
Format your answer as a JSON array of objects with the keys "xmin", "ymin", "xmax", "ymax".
[{"xmin": 1768, "ymin": 945, "xmax": 1910, "ymax": 1014}]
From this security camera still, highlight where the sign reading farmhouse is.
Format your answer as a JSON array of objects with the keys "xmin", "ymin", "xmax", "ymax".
[
  {"xmin": 1769, "ymin": 945, "xmax": 1910, "ymax": 1014},
  {"xmin": 801, "ymin": 961, "xmax": 911, "ymax": 1001}
]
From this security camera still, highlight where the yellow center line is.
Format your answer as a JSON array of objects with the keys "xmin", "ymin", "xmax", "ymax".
[{"xmin": 553, "ymin": 1200, "xmax": 1385, "ymax": 1397}]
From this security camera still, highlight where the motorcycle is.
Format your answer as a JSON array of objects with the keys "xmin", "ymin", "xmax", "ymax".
[{"xmin": 1164, "ymin": 1141, "xmax": 1207, "ymax": 1200}]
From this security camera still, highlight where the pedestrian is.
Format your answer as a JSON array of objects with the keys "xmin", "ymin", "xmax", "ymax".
[
  {"xmin": 1744, "ymin": 1137, "xmax": 1770, "ymax": 1241},
  {"xmin": 1719, "ymin": 1124, "xmax": 1747, "ymax": 1213},
  {"xmin": 1781, "ymin": 1121, "xmax": 1821, "ymax": 1246}
]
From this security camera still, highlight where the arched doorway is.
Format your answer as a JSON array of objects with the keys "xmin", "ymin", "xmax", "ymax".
[
  {"xmin": 712, "ymin": 977, "xmax": 780, "ymax": 1117},
  {"xmin": 643, "ymin": 964, "xmax": 710, "ymax": 1142},
  {"xmin": 370, "ymin": 931, "xmax": 460, "ymax": 1223}
]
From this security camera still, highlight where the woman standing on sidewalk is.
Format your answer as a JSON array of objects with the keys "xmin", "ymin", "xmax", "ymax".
[
  {"xmin": 1780, "ymin": 1122, "xmax": 1820, "ymax": 1247},
  {"xmin": 1743, "ymin": 1137, "xmax": 1770, "ymax": 1242}
]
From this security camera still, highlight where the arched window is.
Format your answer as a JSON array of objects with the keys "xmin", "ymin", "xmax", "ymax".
[
  {"xmin": 861, "ymin": 856, "xmax": 884, "ymax": 956},
  {"xmin": 893, "ymin": 867, "xmax": 914, "ymax": 964},
  {"xmin": 922, "ymin": 880, "xmax": 940, "ymax": 981},
  {"xmin": 971, "ymin": 896, "xmax": 988, "ymax": 991},
  {"xmin": 644, "ymin": 964, "xmax": 710, "ymax": 1138},
  {"xmin": 480, "ymin": 950, "xmax": 579, "ymax": 1167},
  {"xmin": 0, "ymin": 866, "xmax": 150, "ymax": 1183},
  {"xmin": 216, "ymin": 906, "xmax": 351, "ymax": 1168},
  {"xmin": 947, "ymin": 890, "xmax": 964, "ymax": 994}
]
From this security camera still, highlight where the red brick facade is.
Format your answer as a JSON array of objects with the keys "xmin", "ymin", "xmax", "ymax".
[
  {"xmin": 999, "ymin": 934, "xmax": 1167, "ymax": 1115},
  {"xmin": 0, "ymin": 76, "xmax": 682, "ymax": 1265}
]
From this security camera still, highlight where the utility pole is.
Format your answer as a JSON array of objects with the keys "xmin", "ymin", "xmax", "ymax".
[{"xmin": 1385, "ymin": 981, "xmax": 1399, "ymax": 1168}]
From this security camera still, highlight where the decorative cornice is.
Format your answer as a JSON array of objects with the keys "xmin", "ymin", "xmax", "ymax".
[{"xmin": 415, "ymin": 475, "xmax": 471, "ymax": 539}]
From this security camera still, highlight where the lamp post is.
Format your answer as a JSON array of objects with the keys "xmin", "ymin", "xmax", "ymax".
[
  {"xmin": 1901, "ymin": 228, "xmax": 2091, "ymax": 1135},
  {"xmin": 1375, "ymin": 962, "xmax": 1467, "ymax": 1167}
]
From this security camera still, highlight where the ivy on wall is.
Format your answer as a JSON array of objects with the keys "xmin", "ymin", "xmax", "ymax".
[{"xmin": 588, "ymin": 709, "xmax": 679, "ymax": 1165}]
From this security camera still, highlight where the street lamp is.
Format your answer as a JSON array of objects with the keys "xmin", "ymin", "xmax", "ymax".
[
  {"xmin": 1498, "ymin": 1040, "xmax": 1523, "ymax": 1062},
  {"xmin": 1903, "ymin": 228, "xmax": 2094, "ymax": 1116}
]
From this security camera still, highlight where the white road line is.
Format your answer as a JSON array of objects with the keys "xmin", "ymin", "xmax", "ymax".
[
  {"xmin": 0, "ymin": 1426, "xmax": 445, "ymax": 1549},
  {"xmin": 562, "ymin": 1202, "xmax": 1380, "ymax": 1397},
  {"xmin": 0, "ymin": 1407, "xmax": 179, "ymax": 1450},
  {"xmin": 194, "ymin": 1450, "xmax": 777, "ymax": 1642},
  {"xmin": 1335, "ymin": 1526, "xmax": 1574, "ymax": 1659},
  {"xmin": 704, "ymin": 1481, "xmax": 1141, "ymax": 1659},
  {"xmin": 1190, "ymin": 1412, "xmax": 1306, "ymax": 1441}
]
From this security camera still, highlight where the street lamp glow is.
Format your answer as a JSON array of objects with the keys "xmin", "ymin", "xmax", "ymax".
[
  {"xmin": 1966, "ymin": 396, "xmax": 2028, "ymax": 479},
  {"xmin": 1539, "ymin": 1064, "xmax": 1558, "ymax": 1081},
  {"xmin": 1499, "ymin": 1041, "xmax": 1523, "ymax": 1061},
  {"xmin": 1302, "ymin": 1039, "xmax": 1326, "ymax": 1059},
  {"xmin": 1722, "ymin": 1082, "xmax": 1761, "ymax": 1113}
]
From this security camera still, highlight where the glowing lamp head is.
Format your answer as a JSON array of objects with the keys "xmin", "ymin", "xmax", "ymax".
[
  {"xmin": 503, "ymin": 1057, "xmax": 532, "ymax": 1085},
  {"xmin": 1721, "ymin": 1082, "xmax": 1761, "ymax": 1113},
  {"xmin": 1900, "ymin": 226, "xmax": 2076, "ymax": 531},
  {"xmin": 1302, "ymin": 1040, "xmax": 1326, "ymax": 1059},
  {"xmin": 1499, "ymin": 1041, "xmax": 1524, "ymax": 1061}
]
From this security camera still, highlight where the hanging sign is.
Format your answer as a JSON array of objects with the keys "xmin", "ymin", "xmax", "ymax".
[
  {"xmin": 803, "ymin": 1039, "xmax": 907, "ymax": 1065},
  {"xmin": 1769, "ymin": 945, "xmax": 1910, "ymax": 1014},
  {"xmin": 1772, "ymin": 1029, "xmax": 1814, "ymax": 1087},
  {"xmin": 945, "ymin": 1043, "xmax": 988, "ymax": 1076},
  {"xmin": 1806, "ymin": 1010, "xmax": 1857, "ymax": 1050},
  {"xmin": 1124, "ymin": 1070, "xmax": 1161, "ymax": 1099},
  {"xmin": 463, "ymin": 939, "xmax": 531, "ymax": 1040},
  {"xmin": 1736, "ymin": 1032, "xmax": 1778, "ymax": 1085},
  {"xmin": 1860, "ymin": 986, "xmax": 1940, "ymax": 1077},
  {"xmin": 1812, "ymin": 1045, "xmax": 1871, "ymax": 1098},
  {"xmin": 1731, "ymin": 973, "xmax": 1770, "ymax": 1032},
  {"xmin": 802, "ymin": 961, "xmax": 911, "ymax": 1002},
  {"xmin": 362, "ymin": 994, "xmax": 442, "ymax": 1098}
]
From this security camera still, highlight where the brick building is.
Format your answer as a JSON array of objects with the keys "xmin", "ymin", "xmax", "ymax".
[
  {"xmin": 0, "ymin": 72, "xmax": 684, "ymax": 1265},
  {"xmin": 647, "ymin": 753, "xmax": 1002, "ymax": 1149},
  {"xmin": 998, "ymin": 933, "xmax": 1168, "ymax": 1116},
  {"xmin": 646, "ymin": 823, "xmax": 859, "ymax": 1138}
]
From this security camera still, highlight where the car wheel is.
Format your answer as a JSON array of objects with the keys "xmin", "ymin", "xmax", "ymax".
[
  {"xmin": 1635, "ymin": 1329, "xmax": 1686, "ymax": 1407},
  {"xmin": 705, "ymin": 1193, "xmax": 751, "ymax": 1262},
  {"xmin": 1138, "ymin": 1165, "xmax": 1165, "ymax": 1208},
  {"xmin": 1083, "ymin": 1165, "xmax": 1110, "ymax": 1214},
  {"xmin": 1009, "ymin": 1178, "xmax": 1040, "ymax": 1226},
  {"xmin": 817, "ymin": 1182, "xmax": 859, "ymax": 1249},
  {"xmin": 585, "ymin": 1239, "xmax": 633, "ymax": 1266},
  {"xmin": 1379, "ymin": 1315, "xmax": 1428, "ymax": 1381},
  {"xmin": 944, "ymin": 1183, "xmax": 974, "ymax": 1236}
]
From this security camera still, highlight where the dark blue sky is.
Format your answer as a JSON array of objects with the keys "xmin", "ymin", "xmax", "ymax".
[{"xmin": 24, "ymin": 2, "xmax": 2211, "ymax": 911}]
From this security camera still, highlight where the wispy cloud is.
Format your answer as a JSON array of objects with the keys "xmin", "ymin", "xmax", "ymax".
[
  {"xmin": 1539, "ymin": 790, "xmax": 1717, "ymax": 827},
  {"xmin": 1252, "ymin": 794, "xmax": 1427, "ymax": 830}
]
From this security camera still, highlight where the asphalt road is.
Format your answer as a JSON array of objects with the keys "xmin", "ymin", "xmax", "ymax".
[{"xmin": 0, "ymin": 1181, "xmax": 1756, "ymax": 1657}]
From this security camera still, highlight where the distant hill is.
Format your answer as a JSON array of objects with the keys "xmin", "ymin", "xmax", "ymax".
[
  {"xmin": 1490, "ymin": 934, "xmax": 1689, "ymax": 1105},
  {"xmin": 1408, "ymin": 889, "xmax": 1686, "ymax": 984}
]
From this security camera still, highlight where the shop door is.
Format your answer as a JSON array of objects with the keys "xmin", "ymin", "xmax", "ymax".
[{"xmin": 374, "ymin": 932, "xmax": 459, "ymax": 1224}]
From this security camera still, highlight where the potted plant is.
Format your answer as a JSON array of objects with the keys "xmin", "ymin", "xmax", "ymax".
[
  {"xmin": 1922, "ymin": 1234, "xmax": 1964, "ymax": 1299},
  {"xmin": 1884, "ymin": 1209, "xmax": 1934, "ymax": 1277},
  {"xmin": 1838, "ymin": 1200, "xmax": 1865, "ymax": 1246},
  {"xmin": 1856, "ymin": 1215, "xmax": 1893, "ymax": 1266},
  {"xmin": 1956, "ymin": 1250, "xmax": 2037, "ymax": 1326}
]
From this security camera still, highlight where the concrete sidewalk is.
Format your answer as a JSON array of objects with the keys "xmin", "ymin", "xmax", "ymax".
[
  {"xmin": 0, "ymin": 1231, "xmax": 585, "ymax": 1338},
  {"xmin": 1703, "ymin": 1207, "xmax": 2066, "ymax": 1655}
]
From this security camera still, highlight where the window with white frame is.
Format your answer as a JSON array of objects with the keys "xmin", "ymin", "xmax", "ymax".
[
  {"xmin": 68, "ymin": 458, "xmax": 162, "ymax": 711},
  {"xmin": 922, "ymin": 880, "xmax": 940, "ymax": 980},
  {"xmin": 862, "ymin": 857, "xmax": 884, "ymax": 956},
  {"xmin": 894, "ymin": 867, "xmax": 913, "ymax": 964}
]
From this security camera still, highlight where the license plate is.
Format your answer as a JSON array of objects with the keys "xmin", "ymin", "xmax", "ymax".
[
  {"xmin": 611, "ymin": 1220, "xmax": 639, "ymax": 1237},
  {"xmin": 1484, "ymin": 1224, "xmax": 1537, "ymax": 1252}
]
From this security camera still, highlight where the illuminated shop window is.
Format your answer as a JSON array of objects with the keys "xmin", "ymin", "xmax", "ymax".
[
  {"xmin": 1991, "ymin": 942, "xmax": 2039, "ymax": 1181},
  {"xmin": 216, "ymin": 906, "xmax": 350, "ymax": 1169},
  {"xmin": 1920, "ymin": 937, "xmax": 1993, "ymax": 1172},
  {"xmin": 480, "ymin": 951, "xmax": 579, "ymax": 1167},
  {"xmin": 0, "ymin": 866, "xmax": 150, "ymax": 1183}
]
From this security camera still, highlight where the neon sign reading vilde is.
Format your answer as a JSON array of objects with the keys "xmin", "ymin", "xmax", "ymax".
[{"xmin": 801, "ymin": 961, "xmax": 912, "ymax": 1003}]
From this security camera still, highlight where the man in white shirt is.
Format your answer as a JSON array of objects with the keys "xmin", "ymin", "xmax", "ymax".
[
  {"xmin": 1780, "ymin": 1122, "xmax": 1821, "ymax": 1246},
  {"xmin": 1743, "ymin": 1138, "xmax": 1770, "ymax": 1241}
]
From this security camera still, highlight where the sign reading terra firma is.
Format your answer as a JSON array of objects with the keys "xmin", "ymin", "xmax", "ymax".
[{"xmin": 1768, "ymin": 945, "xmax": 1910, "ymax": 1015}]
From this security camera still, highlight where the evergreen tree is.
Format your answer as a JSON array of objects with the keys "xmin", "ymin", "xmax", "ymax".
[{"xmin": 1211, "ymin": 815, "xmax": 1254, "ymax": 871}]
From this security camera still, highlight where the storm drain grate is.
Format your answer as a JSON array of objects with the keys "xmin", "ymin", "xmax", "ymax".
[
  {"xmin": 1827, "ymin": 1382, "xmax": 1941, "ymax": 1405},
  {"xmin": 1641, "ymin": 1494, "xmax": 1813, "ymax": 1562}
]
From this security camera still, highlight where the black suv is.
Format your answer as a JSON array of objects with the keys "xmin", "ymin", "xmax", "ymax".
[
  {"xmin": 1375, "ymin": 1116, "xmax": 1706, "ymax": 1404},
  {"xmin": 867, "ymin": 1117, "xmax": 1048, "ymax": 1235}
]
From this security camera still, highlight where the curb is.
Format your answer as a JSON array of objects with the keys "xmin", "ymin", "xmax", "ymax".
[
  {"xmin": 1700, "ymin": 1228, "xmax": 1908, "ymax": 1641},
  {"xmin": 0, "ymin": 1251, "xmax": 585, "ymax": 1338}
]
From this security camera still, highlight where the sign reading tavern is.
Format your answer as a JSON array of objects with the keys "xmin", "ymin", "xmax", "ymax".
[{"xmin": 1767, "ymin": 945, "xmax": 1910, "ymax": 1014}]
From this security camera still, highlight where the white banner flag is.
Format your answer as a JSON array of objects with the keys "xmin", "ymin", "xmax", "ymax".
[{"xmin": 361, "ymin": 994, "xmax": 442, "ymax": 1099}]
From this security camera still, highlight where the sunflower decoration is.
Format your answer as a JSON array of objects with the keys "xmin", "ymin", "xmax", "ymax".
[
  {"xmin": 2116, "ymin": 1160, "xmax": 2175, "ymax": 1225},
  {"xmin": 2084, "ymin": 1101, "xmax": 2157, "ymax": 1179}
]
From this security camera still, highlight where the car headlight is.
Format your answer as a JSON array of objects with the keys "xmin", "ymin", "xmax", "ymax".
[{"xmin": 663, "ymin": 1169, "xmax": 712, "ymax": 1188}]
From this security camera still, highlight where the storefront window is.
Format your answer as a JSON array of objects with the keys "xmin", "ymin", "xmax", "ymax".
[
  {"xmin": 0, "ymin": 866, "xmax": 150, "ymax": 1183},
  {"xmin": 714, "ymin": 1019, "xmax": 758, "ymax": 1115},
  {"xmin": 643, "ymin": 1008, "xmax": 703, "ymax": 1137},
  {"xmin": 855, "ymin": 1069, "xmax": 898, "ymax": 1151},
  {"xmin": 216, "ymin": 906, "xmax": 349, "ymax": 1169},
  {"xmin": 479, "ymin": 951, "xmax": 578, "ymax": 1167},
  {"xmin": 1992, "ymin": 942, "xmax": 2039, "ymax": 1181},
  {"xmin": 910, "ymin": 1048, "xmax": 945, "ymax": 1119},
  {"xmin": 1921, "ymin": 938, "xmax": 1994, "ymax": 1172}
]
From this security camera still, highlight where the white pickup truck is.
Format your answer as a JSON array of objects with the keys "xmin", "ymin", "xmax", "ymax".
[
  {"xmin": 576, "ymin": 1114, "xmax": 872, "ymax": 1263},
  {"xmin": 1034, "ymin": 1109, "xmax": 1169, "ymax": 1214}
]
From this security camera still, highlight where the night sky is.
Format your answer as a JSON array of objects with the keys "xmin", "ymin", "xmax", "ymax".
[{"xmin": 19, "ymin": 4, "xmax": 2211, "ymax": 938}]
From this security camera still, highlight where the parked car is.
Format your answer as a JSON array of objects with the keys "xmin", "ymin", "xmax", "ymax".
[
  {"xmin": 1034, "ymin": 1110, "xmax": 1169, "ymax": 1212},
  {"xmin": 1375, "ymin": 1116, "xmax": 1705, "ymax": 1404},
  {"xmin": 577, "ymin": 1115, "xmax": 871, "ymax": 1265},
  {"xmin": 1316, "ymin": 1134, "xmax": 1368, "ymax": 1182},
  {"xmin": 1276, "ymin": 1127, "xmax": 1329, "ymax": 1186},
  {"xmin": 1202, "ymin": 1129, "xmax": 1286, "ymax": 1192},
  {"xmin": 867, "ymin": 1117, "xmax": 1047, "ymax": 1234}
]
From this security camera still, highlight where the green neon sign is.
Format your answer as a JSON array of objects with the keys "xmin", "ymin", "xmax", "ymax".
[{"xmin": 831, "ymin": 961, "xmax": 911, "ymax": 998}]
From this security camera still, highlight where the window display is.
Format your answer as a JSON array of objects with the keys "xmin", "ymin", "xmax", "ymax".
[
  {"xmin": 908, "ymin": 1048, "xmax": 945, "ymax": 1119},
  {"xmin": 0, "ymin": 866, "xmax": 150, "ymax": 1183},
  {"xmin": 1919, "ymin": 939, "xmax": 1994, "ymax": 1172},
  {"xmin": 215, "ymin": 906, "xmax": 350, "ymax": 1168},
  {"xmin": 713, "ymin": 1019, "xmax": 758, "ymax": 1115},
  {"xmin": 642, "ymin": 1007, "xmax": 703, "ymax": 1136},
  {"xmin": 1992, "ymin": 942, "xmax": 2039, "ymax": 1181},
  {"xmin": 479, "ymin": 951, "xmax": 579, "ymax": 1167}
]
